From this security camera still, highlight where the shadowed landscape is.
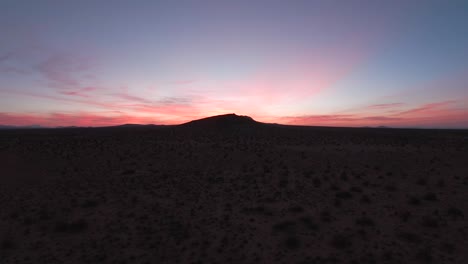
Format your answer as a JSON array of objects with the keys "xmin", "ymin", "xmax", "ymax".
[
  {"xmin": 2, "ymin": 1, "xmax": 468, "ymax": 263},
  {"xmin": 1, "ymin": 114, "xmax": 467, "ymax": 263}
]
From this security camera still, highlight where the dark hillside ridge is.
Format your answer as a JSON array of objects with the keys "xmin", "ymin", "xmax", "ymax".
[{"xmin": 180, "ymin": 113, "xmax": 258, "ymax": 128}]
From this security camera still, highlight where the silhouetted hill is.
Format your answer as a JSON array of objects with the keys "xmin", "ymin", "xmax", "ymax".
[{"xmin": 180, "ymin": 113, "xmax": 258, "ymax": 128}]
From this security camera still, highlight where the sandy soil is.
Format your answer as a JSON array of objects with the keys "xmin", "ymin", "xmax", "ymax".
[{"xmin": 1, "ymin": 117, "xmax": 467, "ymax": 263}]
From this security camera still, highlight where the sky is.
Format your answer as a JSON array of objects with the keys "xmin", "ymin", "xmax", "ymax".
[{"xmin": 1, "ymin": 0, "xmax": 467, "ymax": 128}]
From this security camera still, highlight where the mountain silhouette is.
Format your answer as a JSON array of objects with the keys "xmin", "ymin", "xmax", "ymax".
[{"xmin": 180, "ymin": 113, "xmax": 258, "ymax": 129}]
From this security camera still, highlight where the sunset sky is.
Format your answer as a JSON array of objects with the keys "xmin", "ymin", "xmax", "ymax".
[{"xmin": 1, "ymin": 0, "xmax": 467, "ymax": 128}]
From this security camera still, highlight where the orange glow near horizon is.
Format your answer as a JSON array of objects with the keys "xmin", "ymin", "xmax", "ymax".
[{"xmin": 1, "ymin": 98, "xmax": 467, "ymax": 128}]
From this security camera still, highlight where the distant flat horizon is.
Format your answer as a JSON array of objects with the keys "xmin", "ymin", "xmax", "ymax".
[{"xmin": 1, "ymin": 113, "xmax": 467, "ymax": 130}]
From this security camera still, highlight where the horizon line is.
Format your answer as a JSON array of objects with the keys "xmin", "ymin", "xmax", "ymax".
[{"xmin": 1, "ymin": 113, "xmax": 468, "ymax": 130}]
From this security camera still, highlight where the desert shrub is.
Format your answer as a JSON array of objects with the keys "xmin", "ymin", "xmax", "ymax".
[
  {"xmin": 278, "ymin": 178, "xmax": 288, "ymax": 188},
  {"xmin": 1, "ymin": 238, "xmax": 15, "ymax": 250},
  {"xmin": 447, "ymin": 207, "xmax": 464, "ymax": 220},
  {"xmin": 330, "ymin": 234, "xmax": 352, "ymax": 249},
  {"xmin": 55, "ymin": 219, "xmax": 88, "ymax": 234},
  {"xmin": 436, "ymin": 179, "xmax": 445, "ymax": 188},
  {"xmin": 300, "ymin": 217, "xmax": 319, "ymax": 231},
  {"xmin": 350, "ymin": 186, "xmax": 362, "ymax": 193},
  {"xmin": 396, "ymin": 232, "xmax": 421, "ymax": 244},
  {"xmin": 335, "ymin": 191, "xmax": 352, "ymax": 200},
  {"xmin": 415, "ymin": 248, "xmax": 433, "ymax": 263},
  {"xmin": 408, "ymin": 196, "xmax": 421, "ymax": 206},
  {"xmin": 355, "ymin": 216, "xmax": 375, "ymax": 226},
  {"xmin": 423, "ymin": 192, "xmax": 438, "ymax": 201},
  {"xmin": 382, "ymin": 251, "xmax": 394, "ymax": 261},
  {"xmin": 384, "ymin": 184, "xmax": 397, "ymax": 192},
  {"xmin": 399, "ymin": 211, "xmax": 411, "ymax": 222},
  {"xmin": 320, "ymin": 211, "xmax": 333, "ymax": 223},
  {"xmin": 81, "ymin": 199, "xmax": 98, "ymax": 208},
  {"xmin": 122, "ymin": 169, "xmax": 135, "ymax": 175},
  {"xmin": 272, "ymin": 221, "xmax": 296, "ymax": 233},
  {"xmin": 416, "ymin": 178, "xmax": 427, "ymax": 186},
  {"xmin": 360, "ymin": 195, "xmax": 371, "ymax": 204},
  {"xmin": 288, "ymin": 206, "xmax": 304, "ymax": 214},
  {"xmin": 439, "ymin": 242, "xmax": 456, "ymax": 254},
  {"xmin": 313, "ymin": 178, "xmax": 321, "ymax": 188},
  {"xmin": 420, "ymin": 216, "xmax": 439, "ymax": 228},
  {"xmin": 284, "ymin": 236, "xmax": 301, "ymax": 250},
  {"xmin": 333, "ymin": 199, "xmax": 342, "ymax": 208}
]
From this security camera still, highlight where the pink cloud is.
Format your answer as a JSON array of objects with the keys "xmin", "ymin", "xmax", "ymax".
[
  {"xmin": 112, "ymin": 93, "xmax": 154, "ymax": 104},
  {"xmin": 1, "ymin": 89, "xmax": 201, "ymax": 124},
  {"xmin": 37, "ymin": 53, "xmax": 95, "ymax": 89},
  {"xmin": 0, "ymin": 112, "xmax": 161, "ymax": 127},
  {"xmin": 110, "ymin": 92, "xmax": 197, "ymax": 117},
  {"xmin": 0, "ymin": 52, "xmax": 14, "ymax": 63},
  {"xmin": 396, "ymin": 100, "xmax": 457, "ymax": 116},
  {"xmin": 58, "ymin": 87, "xmax": 99, "ymax": 98},
  {"xmin": 3, "ymin": 90, "xmax": 117, "ymax": 110},
  {"xmin": 367, "ymin": 103, "xmax": 405, "ymax": 110},
  {"xmin": 0, "ymin": 50, "xmax": 32, "ymax": 75},
  {"xmin": 277, "ymin": 114, "xmax": 401, "ymax": 127},
  {"xmin": 279, "ymin": 100, "xmax": 468, "ymax": 128},
  {"xmin": 171, "ymin": 79, "xmax": 196, "ymax": 85},
  {"xmin": 0, "ymin": 66, "xmax": 29, "ymax": 75},
  {"xmin": 1, "ymin": 98, "xmax": 467, "ymax": 128}
]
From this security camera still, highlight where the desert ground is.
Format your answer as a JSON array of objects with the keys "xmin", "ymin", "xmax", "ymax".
[{"xmin": 1, "ymin": 114, "xmax": 467, "ymax": 264}]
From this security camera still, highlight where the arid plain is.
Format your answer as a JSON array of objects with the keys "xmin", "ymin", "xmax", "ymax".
[{"xmin": 1, "ymin": 114, "xmax": 467, "ymax": 263}]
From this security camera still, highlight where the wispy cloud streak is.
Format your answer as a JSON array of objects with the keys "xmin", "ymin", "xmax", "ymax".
[
  {"xmin": 37, "ymin": 53, "xmax": 95, "ymax": 89},
  {"xmin": 0, "ymin": 112, "xmax": 160, "ymax": 127},
  {"xmin": 367, "ymin": 103, "xmax": 405, "ymax": 109},
  {"xmin": 279, "ymin": 100, "xmax": 468, "ymax": 128}
]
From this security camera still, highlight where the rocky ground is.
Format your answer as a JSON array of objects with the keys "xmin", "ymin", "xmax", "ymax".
[{"xmin": 1, "ymin": 115, "xmax": 467, "ymax": 263}]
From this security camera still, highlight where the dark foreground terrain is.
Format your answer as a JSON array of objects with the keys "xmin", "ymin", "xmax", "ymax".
[{"xmin": 1, "ymin": 115, "xmax": 467, "ymax": 263}]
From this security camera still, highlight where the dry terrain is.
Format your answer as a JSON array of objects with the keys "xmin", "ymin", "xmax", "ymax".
[{"xmin": 1, "ymin": 115, "xmax": 467, "ymax": 263}]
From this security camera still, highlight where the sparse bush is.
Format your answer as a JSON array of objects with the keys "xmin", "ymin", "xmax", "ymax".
[
  {"xmin": 408, "ymin": 196, "xmax": 421, "ymax": 206},
  {"xmin": 423, "ymin": 192, "xmax": 438, "ymax": 201},
  {"xmin": 335, "ymin": 191, "xmax": 352, "ymax": 200},
  {"xmin": 360, "ymin": 195, "xmax": 371, "ymax": 204},
  {"xmin": 300, "ymin": 216, "xmax": 319, "ymax": 231},
  {"xmin": 284, "ymin": 236, "xmax": 301, "ymax": 250},
  {"xmin": 355, "ymin": 216, "xmax": 375, "ymax": 226},
  {"xmin": 55, "ymin": 219, "xmax": 88, "ymax": 234},
  {"xmin": 447, "ymin": 207, "xmax": 464, "ymax": 220},
  {"xmin": 330, "ymin": 234, "xmax": 351, "ymax": 249},
  {"xmin": 272, "ymin": 221, "xmax": 296, "ymax": 233},
  {"xmin": 420, "ymin": 216, "xmax": 439, "ymax": 228},
  {"xmin": 1, "ymin": 238, "xmax": 15, "ymax": 250},
  {"xmin": 396, "ymin": 232, "xmax": 421, "ymax": 244}
]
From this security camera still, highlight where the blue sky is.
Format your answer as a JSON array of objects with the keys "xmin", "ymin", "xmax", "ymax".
[{"xmin": 1, "ymin": 0, "xmax": 467, "ymax": 127}]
